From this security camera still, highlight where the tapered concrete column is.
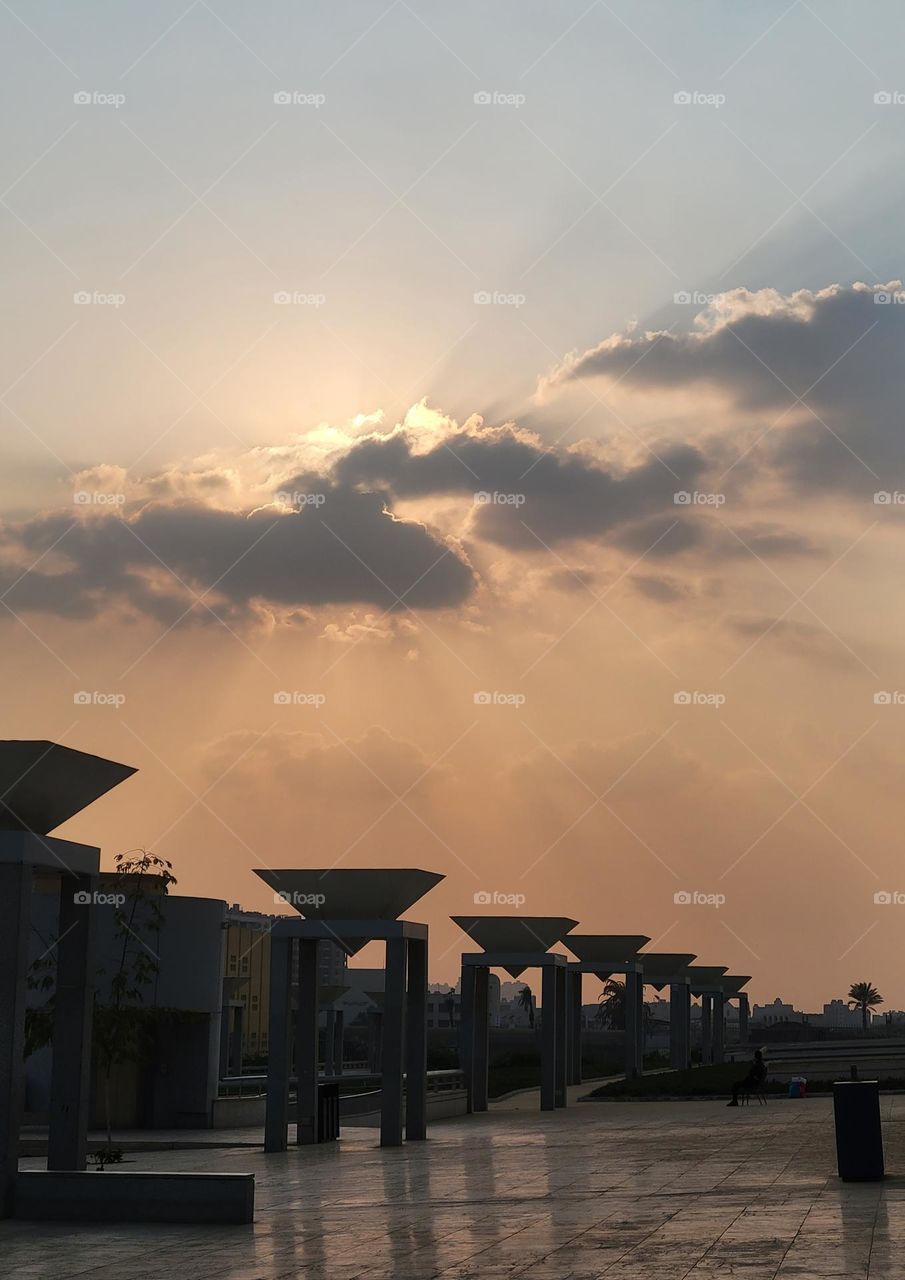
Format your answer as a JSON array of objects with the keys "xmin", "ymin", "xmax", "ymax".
[
  {"xmin": 712, "ymin": 992, "xmax": 725, "ymax": 1064},
  {"xmin": 405, "ymin": 936, "xmax": 428, "ymax": 1140},
  {"xmin": 333, "ymin": 1010, "xmax": 344, "ymax": 1076},
  {"xmin": 296, "ymin": 940, "xmax": 320, "ymax": 1144},
  {"xmin": 624, "ymin": 968, "xmax": 643, "ymax": 1079},
  {"xmin": 0, "ymin": 862, "xmax": 31, "ymax": 1218},
  {"xmin": 554, "ymin": 963, "xmax": 567, "ymax": 1107},
  {"xmin": 324, "ymin": 1008, "xmax": 336, "ymax": 1075},
  {"xmin": 231, "ymin": 1006, "xmax": 243, "ymax": 1075},
  {"xmin": 367, "ymin": 1009, "xmax": 383, "ymax": 1073},
  {"xmin": 701, "ymin": 994, "xmax": 713, "ymax": 1064},
  {"xmin": 472, "ymin": 966, "xmax": 490, "ymax": 1113},
  {"xmin": 541, "ymin": 964, "xmax": 557, "ymax": 1110},
  {"xmin": 669, "ymin": 980, "xmax": 691, "ymax": 1070},
  {"xmin": 738, "ymin": 994, "xmax": 749, "ymax": 1045},
  {"xmin": 459, "ymin": 962, "xmax": 476, "ymax": 1113},
  {"xmin": 567, "ymin": 971, "xmax": 582, "ymax": 1085},
  {"xmin": 264, "ymin": 934, "xmax": 293, "ymax": 1152},
  {"xmin": 48, "ymin": 873, "xmax": 96, "ymax": 1171},
  {"xmin": 380, "ymin": 937, "xmax": 407, "ymax": 1147}
]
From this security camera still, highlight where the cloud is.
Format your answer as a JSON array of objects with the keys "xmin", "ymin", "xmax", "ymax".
[
  {"xmin": 0, "ymin": 482, "xmax": 475, "ymax": 623},
  {"xmin": 538, "ymin": 282, "xmax": 905, "ymax": 493}
]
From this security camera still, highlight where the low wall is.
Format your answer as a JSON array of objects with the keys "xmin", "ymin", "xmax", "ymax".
[
  {"xmin": 15, "ymin": 1171, "xmax": 254, "ymax": 1224},
  {"xmin": 211, "ymin": 1087, "xmax": 468, "ymax": 1129}
]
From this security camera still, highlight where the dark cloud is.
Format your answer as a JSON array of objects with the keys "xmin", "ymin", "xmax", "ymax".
[
  {"xmin": 0, "ymin": 483, "xmax": 475, "ymax": 622},
  {"xmin": 331, "ymin": 426, "xmax": 706, "ymax": 550},
  {"xmin": 542, "ymin": 283, "xmax": 905, "ymax": 493}
]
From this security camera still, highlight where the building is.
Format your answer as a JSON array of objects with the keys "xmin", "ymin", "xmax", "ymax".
[{"xmin": 751, "ymin": 997, "xmax": 807, "ymax": 1026}]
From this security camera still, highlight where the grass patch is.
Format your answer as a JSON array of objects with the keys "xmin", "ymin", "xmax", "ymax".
[{"xmin": 588, "ymin": 1064, "xmax": 785, "ymax": 1099}]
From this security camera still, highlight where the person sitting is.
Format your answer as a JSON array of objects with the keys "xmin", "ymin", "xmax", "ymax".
[{"xmin": 727, "ymin": 1049, "xmax": 766, "ymax": 1106}]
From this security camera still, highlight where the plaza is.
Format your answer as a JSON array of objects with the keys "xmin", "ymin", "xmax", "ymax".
[{"xmin": 5, "ymin": 1093, "xmax": 905, "ymax": 1279}]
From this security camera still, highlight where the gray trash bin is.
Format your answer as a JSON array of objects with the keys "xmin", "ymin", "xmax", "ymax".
[{"xmin": 833, "ymin": 1080, "xmax": 884, "ymax": 1181}]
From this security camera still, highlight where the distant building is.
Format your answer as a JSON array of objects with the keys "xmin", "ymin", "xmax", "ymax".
[
  {"xmin": 751, "ymin": 997, "xmax": 807, "ymax": 1026},
  {"xmin": 813, "ymin": 999, "xmax": 863, "ymax": 1030}
]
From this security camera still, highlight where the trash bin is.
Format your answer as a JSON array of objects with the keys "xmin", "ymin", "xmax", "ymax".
[
  {"xmin": 318, "ymin": 1082, "xmax": 340, "ymax": 1142},
  {"xmin": 833, "ymin": 1080, "xmax": 884, "ymax": 1181}
]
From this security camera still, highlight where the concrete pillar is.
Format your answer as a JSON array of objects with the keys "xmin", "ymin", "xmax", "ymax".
[
  {"xmin": 405, "ymin": 937, "xmax": 428, "ymax": 1140},
  {"xmin": 701, "ymin": 994, "xmax": 712, "ymax": 1065},
  {"xmin": 555, "ymin": 964, "xmax": 567, "ymax": 1107},
  {"xmin": 0, "ymin": 863, "xmax": 32, "ymax": 1218},
  {"xmin": 669, "ymin": 980, "xmax": 691, "ymax": 1070},
  {"xmin": 567, "ymin": 971, "xmax": 582, "ymax": 1086},
  {"xmin": 295, "ymin": 940, "xmax": 320, "ymax": 1144},
  {"xmin": 264, "ymin": 935, "xmax": 293, "ymax": 1152},
  {"xmin": 324, "ymin": 1008, "xmax": 336, "ymax": 1076},
  {"xmin": 738, "ymin": 994, "xmax": 749, "ymax": 1045},
  {"xmin": 380, "ymin": 937, "xmax": 407, "ymax": 1147},
  {"xmin": 459, "ymin": 963, "xmax": 475, "ymax": 1113},
  {"xmin": 541, "ymin": 964, "xmax": 557, "ymax": 1110},
  {"xmin": 333, "ymin": 1010, "xmax": 344, "ymax": 1076},
  {"xmin": 472, "ymin": 966, "xmax": 490, "ymax": 1113},
  {"xmin": 624, "ymin": 969, "xmax": 643, "ymax": 1079},
  {"xmin": 367, "ymin": 1009, "xmax": 383, "ymax": 1074},
  {"xmin": 219, "ymin": 1005, "xmax": 231, "ymax": 1078},
  {"xmin": 712, "ymin": 992, "xmax": 725, "ymax": 1064},
  {"xmin": 230, "ymin": 1005, "xmax": 243, "ymax": 1076},
  {"xmin": 48, "ymin": 873, "xmax": 96, "ymax": 1171}
]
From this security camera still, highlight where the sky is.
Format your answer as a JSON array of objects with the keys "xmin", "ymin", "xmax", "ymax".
[{"xmin": 4, "ymin": 1, "xmax": 905, "ymax": 1011}]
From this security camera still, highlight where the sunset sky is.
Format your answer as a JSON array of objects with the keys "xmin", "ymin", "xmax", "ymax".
[{"xmin": 4, "ymin": 2, "xmax": 905, "ymax": 1010}]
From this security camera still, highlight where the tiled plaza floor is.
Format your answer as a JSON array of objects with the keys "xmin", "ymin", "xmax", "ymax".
[{"xmin": 5, "ymin": 1096, "xmax": 905, "ymax": 1279}]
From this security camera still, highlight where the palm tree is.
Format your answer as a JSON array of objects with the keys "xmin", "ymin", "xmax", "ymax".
[
  {"xmin": 847, "ymin": 981, "xmax": 883, "ymax": 1033},
  {"xmin": 596, "ymin": 979, "xmax": 626, "ymax": 1029},
  {"xmin": 518, "ymin": 984, "xmax": 535, "ymax": 1029}
]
